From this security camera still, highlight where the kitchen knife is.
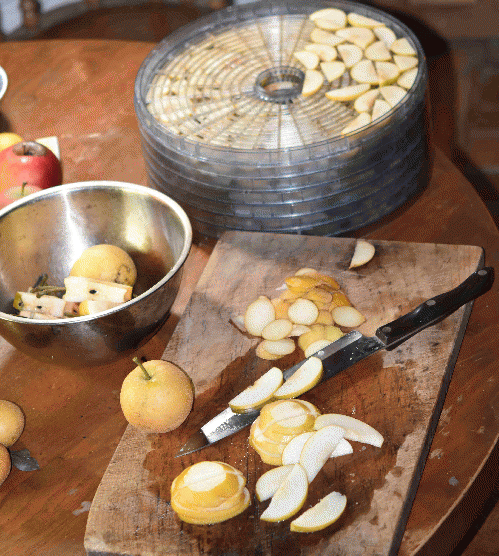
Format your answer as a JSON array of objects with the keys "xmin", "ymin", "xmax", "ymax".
[{"xmin": 176, "ymin": 266, "xmax": 494, "ymax": 457}]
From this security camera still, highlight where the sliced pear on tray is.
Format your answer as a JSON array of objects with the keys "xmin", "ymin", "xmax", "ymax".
[
  {"xmin": 260, "ymin": 463, "xmax": 309, "ymax": 522},
  {"xmin": 375, "ymin": 61, "xmax": 400, "ymax": 86},
  {"xmin": 337, "ymin": 43, "xmax": 363, "ymax": 68},
  {"xmin": 300, "ymin": 425, "xmax": 345, "ymax": 483},
  {"xmin": 379, "ymin": 84, "xmax": 407, "ymax": 107},
  {"xmin": 398, "ymin": 67, "xmax": 418, "ymax": 90},
  {"xmin": 336, "ymin": 26, "xmax": 375, "ymax": 49},
  {"xmin": 304, "ymin": 43, "xmax": 338, "ymax": 62},
  {"xmin": 325, "ymin": 83, "xmax": 370, "ymax": 102},
  {"xmin": 302, "ymin": 69, "xmax": 324, "ymax": 97},
  {"xmin": 290, "ymin": 491, "xmax": 347, "ymax": 532},
  {"xmin": 229, "ymin": 366, "xmax": 283, "ymax": 413},
  {"xmin": 374, "ymin": 25, "xmax": 397, "ymax": 47},
  {"xmin": 372, "ymin": 99, "xmax": 392, "ymax": 121},
  {"xmin": 309, "ymin": 8, "xmax": 347, "ymax": 31},
  {"xmin": 354, "ymin": 88, "xmax": 380, "ymax": 113},
  {"xmin": 351, "ymin": 59, "xmax": 379, "ymax": 85},
  {"xmin": 394, "ymin": 54, "xmax": 418, "ymax": 71},
  {"xmin": 314, "ymin": 413, "xmax": 384, "ymax": 447},
  {"xmin": 310, "ymin": 28, "xmax": 345, "ymax": 47},
  {"xmin": 294, "ymin": 51, "xmax": 320, "ymax": 70},
  {"xmin": 364, "ymin": 40, "xmax": 392, "ymax": 61},
  {"xmin": 274, "ymin": 356, "xmax": 323, "ymax": 399},
  {"xmin": 391, "ymin": 37, "xmax": 417, "ymax": 56},
  {"xmin": 347, "ymin": 12, "xmax": 384, "ymax": 28},
  {"xmin": 320, "ymin": 61, "xmax": 346, "ymax": 83},
  {"xmin": 340, "ymin": 112, "xmax": 371, "ymax": 135}
]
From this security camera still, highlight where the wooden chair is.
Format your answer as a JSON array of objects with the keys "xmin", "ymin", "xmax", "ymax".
[{"xmin": 4, "ymin": 0, "xmax": 228, "ymax": 41}]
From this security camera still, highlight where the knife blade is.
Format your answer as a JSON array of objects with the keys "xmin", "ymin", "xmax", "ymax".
[{"xmin": 176, "ymin": 266, "xmax": 494, "ymax": 457}]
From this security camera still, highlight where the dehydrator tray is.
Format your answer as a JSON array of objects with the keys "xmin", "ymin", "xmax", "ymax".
[{"xmin": 134, "ymin": 0, "xmax": 430, "ymax": 237}]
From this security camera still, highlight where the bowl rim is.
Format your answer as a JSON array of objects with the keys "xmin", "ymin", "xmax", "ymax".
[{"xmin": 0, "ymin": 181, "xmax": 193, "ymax": 325}]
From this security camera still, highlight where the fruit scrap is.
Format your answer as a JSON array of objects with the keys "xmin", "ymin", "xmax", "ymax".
[
  {"xmin": 63, "ymin": 276, "xmax": 132, "ymax": 303},
  {"xmin": 170, "ymin": 461, "xmax": 250, "ymax": 524}
]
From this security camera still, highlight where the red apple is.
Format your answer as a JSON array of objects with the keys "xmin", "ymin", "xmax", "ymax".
[{"xmin": 0, "ymin": 140, "xmax": 62, "ymax": 208}]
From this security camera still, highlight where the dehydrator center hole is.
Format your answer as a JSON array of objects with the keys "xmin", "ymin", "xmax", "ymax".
[{"xmin": 254, "ymin": 66, "xmax": 304, "ymax": 104}]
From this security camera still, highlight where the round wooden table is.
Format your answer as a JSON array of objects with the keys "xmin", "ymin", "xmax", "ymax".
[{"xmin": 0, "ymin": 39, "xmax": 497, "ymax": 556}]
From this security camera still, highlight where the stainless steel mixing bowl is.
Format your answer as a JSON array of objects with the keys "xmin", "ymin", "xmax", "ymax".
[{"xmin": 0, "ymin": 181, "xmax": 192, "ymax": 367}]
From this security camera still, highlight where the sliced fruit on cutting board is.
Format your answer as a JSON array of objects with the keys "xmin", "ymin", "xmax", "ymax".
[
  {"xmin": 290, "ymin": 491, "xmax": 347, "ymax": 532},
  {"xmin": 255, "ymin": 464, "xmax": 295, "ymax": 502},
  {"xmin": 260, "ymin": 463, "xmax": 309, "ymax": 522},
  {"xmin": 229, "ymin": 366, "xmax": 283, "ymax": 413},
  {"xmin": 314, "ymin": 414, "xmax": 384, "ymax": 447},
  {"xmin": 274, "ymin": 356, "xmax": 323, "ymax": 399},
  {"xmin": 349, "ymin": 239, "xmax": 376, "ymax": 268},
  {"xmin": 299, "ymin": 425, "xmax": 345, "ymax": 483}
]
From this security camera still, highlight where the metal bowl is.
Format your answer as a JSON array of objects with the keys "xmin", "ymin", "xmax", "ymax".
[{"xmin": 0, "ymin": 181, "xmax": 192, "ymax": 367}]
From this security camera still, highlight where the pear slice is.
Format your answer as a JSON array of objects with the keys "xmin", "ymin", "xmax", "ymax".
[
  {"xmin": 375, "ymin": 61, "xmax": 400, "ymax": 86},
  {"xmin": 354, "ymin": 88, "xmax": 380, "ymax": 113},
  {"xmin": 259, "ymin": 399, "xmax": 318, "ymax": 440},
  {"xmin": 391, "ymin": 37, "xmax": 417, "ymax": 56},
  {"xmin": 364, "ymin": 40, "xmax": 392, "ymax": 61},
  {"xmin": 304, "ymin": 339, "xmax": 333, "ymax": 359},
  {"xmin": 325, "ymin": 83, "xmax": 370, "ymax": 101},
  {"xmin": 281, "ymin": 432, "xmax": 314, "ymax": 465},
  {"xmin": 255, "ymin": 465, "xmax": 294, "ymax": 502},
  {"xmin": 229, "ymin": 366, "xmax": 283, "ymax": 413},
  {"xmin": 244, "ymin": 295, "xmax": 275, "ymax": 336},
  {"xmin": 336, "ymin": 27, "xmax": 375, "ymax": 49},
  {"xmin": 309, "ymin": 8, "xmax": 347, "ymax": 30},
  {"xmin": 379, "ymin": 85, "xmax": 407, "ymax": 107},
  {"xmin": 349, "ymin": 238, "xmax": 375, "ymax": 268},
  {"xmin": 314, "ymin": 413, "xmax": 384, "ymax": 447},
  {"xmin": 260, "ymin": 463, "xmax": 309, "ymax": 522},
  {"xmin": 393, "ymin": 54, "xmax": 418, "ymax": 71},
  {"xmin": 299, "ymin": 425, "xmax": 345, "ymax": 482},
  {"xmin": 310, "ymin": 28, "xmax": 345, "ymax": 47},
  {"xmin": 320, "ymin": 61, "xmax": 346, "ymax": 83},
  {"xmin": 351, "ymin": 59, "xmax": 379, "ymax": 85},
  {"xmin": 347, "ymin": 12, "xmax": 384, "ymax": 28},
  {"xmin": 290, "ymin": 491, "xmax": 347, "ymax": 532},
  {"xmin": 398, "ymin": 67, "xmax": 418, "ymax": 90},
  {"xmin": 337, "ymin": 43, "xmax": 363, "ymax": 68},
  {"xmin": 294, "ymin": 51, "xmax": 320, "ymax": 70},
  {"xmin": 302, "ymin": 69, "xmax": 324, "ymax": 97},
  {"xmin": 330, "ymin": 438, "xmax": 354, "ymax": 457},
  {"xmin": 324, "ymin": 325, "xmax": 344, "ymax": 342},
  {"xmin": 274, "ymin": 356, "xmax": 323, "ymax": 399},
  {"xmin": 371, "ymin": 99, "xmax": 392, "ymax": 121},
  {"xmin": 374, "ymin": 26, "xmax": 397, "ymax": 47},
  {"xmin": 262, "ymin": 318, "xmax": 293, "ymax": 341},
  {"xmin": 256, "ymin": 341, "xmax": 285, "ymax": 360},
  {"xmin": 340, "ymin": 112, "xmax": 371, "ymax": 135},
  {"xmin": 304, "ymin": 43, "xmax": 337, "ymax": 62},
  {"xmin": 331, "ymin": 305, "xmax": 366, "ymax": 327}
]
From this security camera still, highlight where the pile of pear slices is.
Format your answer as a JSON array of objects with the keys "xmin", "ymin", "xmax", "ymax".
[
  {"xmin": 233, "ymin": 239, "xmax": 375, "ymax": 362},
  {"xmin": 298, "ymin": 8, "xmax": 419, "ymax": 135}
]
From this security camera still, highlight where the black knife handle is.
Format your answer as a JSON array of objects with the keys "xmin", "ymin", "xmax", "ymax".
[{"xmin": 375, "ymin": 267, "xmax": 494, "ymax": 350}]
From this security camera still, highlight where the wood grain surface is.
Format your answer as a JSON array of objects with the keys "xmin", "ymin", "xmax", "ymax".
[{"xmin": 84, "ymin": 232, "xmax": 483, "ymax": 556}]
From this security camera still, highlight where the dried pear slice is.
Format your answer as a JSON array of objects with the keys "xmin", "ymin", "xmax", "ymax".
[
  {"xmin": 347, "ymin": 12, "xmax": 384, "ymax": 28},
  {"xmin": 320, "ymin": 61, "xmax": 346, "ymax": 82},
  {"xmin": 351, "ymin": 59, "xmax": 379, "ymax": 84},
  {"xmin": 374, "ymin": 25, "xmax": 397, "ymax": 47},
  {"xmin": 397, "ymin": 67, "xmax": 418, "ymax": 89},
  {"xmin": 364, "ymin": 40, "xmax": 392, "ymax": 61},
  {"xmin": 293, "ymin": 50, "xmax": 320, "ymax": 70},
  {"xmin": 337, "ymin": 43, "xmax": 363, "ymax": 68},
  {"xmin": 375, "ymin": 61, "xmax": 400, "ymax": 85},
  {"xmin": 304, "ymin": 43, "xmax": 338, "ymax": 62},
  {"xmin": 325, "ymin": 83, "xmax": 370, "ymax": 101},
  {"xmin": 393, "ymin": 54, "xmax": 418, "ymax": 71},
  {"xmin": 309, "ymin": 8, "xmax": 347, "ymax": 30},
  {"xmin": 354, "ymin": 88, "xmax": 380, "ymax": 112},
  {"xmin": 310, "ymin": 28, "xmax": 345, "ymax": 47},
  {"xmin": 371, "ymin": 99, "xmax": 392, "ymax": 121},
  {"xmin": 340, "ymin": 112, "xmax": 371, "ymax": 135},
  {"xmin": 302, "ymin": 69, "xmax": 324, "ymax": 97},
  {"xmin": 336, "ymin": 26, "xmax": 375, "ymax": 49},
  {"xmin": 391, "ymin": 37, "xmax": 417, "ymax": 56},
  {"xmin": 379, "ymin": 85, "xmax": 407, "ymax": 107}
]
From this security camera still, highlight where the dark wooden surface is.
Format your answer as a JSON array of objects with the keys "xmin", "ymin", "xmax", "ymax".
[{"xmin": 0, "ymin": 39, "xmax": 498, "ymax": 556}]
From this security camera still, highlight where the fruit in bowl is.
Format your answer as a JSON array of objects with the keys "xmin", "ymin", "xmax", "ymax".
[{"xmin": 0, "ymin": 140, "xmax": 62, "ymax": 208}]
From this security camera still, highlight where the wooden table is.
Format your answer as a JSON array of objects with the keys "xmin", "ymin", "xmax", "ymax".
[{"xmin": 0, "ymin": 39, "xmax": 498, "ymax": 556}]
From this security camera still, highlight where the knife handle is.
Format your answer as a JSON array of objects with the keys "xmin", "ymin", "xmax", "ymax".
[{"xmin": 375, "ymin": 267, "xmax": 494, "ymax": 350}]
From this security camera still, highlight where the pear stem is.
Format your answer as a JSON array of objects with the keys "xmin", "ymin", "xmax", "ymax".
[{"xmin": 133, "ymin": 357, "xmax": 152, "ymax": 380}]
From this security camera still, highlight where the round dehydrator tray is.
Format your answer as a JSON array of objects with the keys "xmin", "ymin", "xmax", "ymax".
[{"xmin": 134, "ymin": 0, "xmax": 430, "ymax": 237}]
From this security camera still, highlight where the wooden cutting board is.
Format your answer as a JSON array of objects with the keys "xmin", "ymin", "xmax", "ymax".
[{"xmin": 84, "ymin": 231, "xmax": 483, "ymax": 556}]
